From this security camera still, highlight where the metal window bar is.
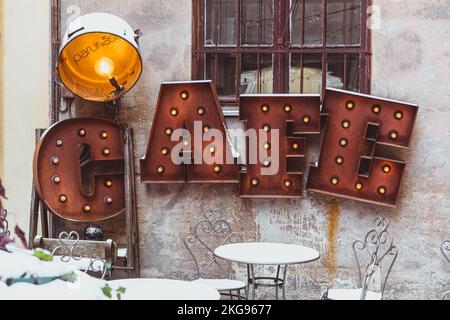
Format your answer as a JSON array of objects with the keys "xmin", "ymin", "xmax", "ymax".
[{"xmin": 195, "ymin": 0, "xmax": 370, "ymax": 101}]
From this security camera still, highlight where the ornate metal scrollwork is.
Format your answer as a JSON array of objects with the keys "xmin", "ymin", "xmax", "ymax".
[
  {"xmin": 0, "ymin": 209, "xmax": 9, "ymax": 238},
  {"xmin": 52, "ymin": 231, "xmax": 108, "ymax": 279},
  {"xmin": 441, "ymin": 240, "xmax": 450, "ymax": 265},
  {"xmin": 184, "ymin": 209, "xmax": 243, "ymax": 279},
  {"xmin": 352, "ymin": 217, "xmax": 398, "ymax": 299}
]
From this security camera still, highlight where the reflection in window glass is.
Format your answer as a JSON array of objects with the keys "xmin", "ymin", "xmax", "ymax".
[
  {"xmin": 347, "ymin": 0, "xmax": 361, "ymax": 45},
  {"xmin": 327, "ymin": 53, "xmax": 345, "ymax": 89},
  {"xmin": 241, "ymin": 0, "xmax": 273, "ymax": 45},
  {"xmin": 304, "ymin": 0, "xmax": 323, "ymax": 45},
  {"xmin": 290, "ymin": 0, "xmax": 303, "ymax": 46},
  {"xmin": 302, "ymin": 54, "xmax": 323, "ymax": 93},
  {"xmin": 327, "ymin": 0, "xmax": 345, "ymax": 45},
  {"xmin": 205, "ymin": 0, "xmax": 217, "ymax": 46},
  {"xmin": 345, "ymin": 53, "xmax": 360, "ymax": 91},
  {"xmin": 219, "ymin": 0, "xmax": 237, "ymax": 45},
  {"xmin": 241, "ymin": 54, "xmax": 273, "ymax": 94},
  {"xmin": 206, "ymin": 53, "xmax": 236, "ymax": 96},
  {"xmin": 290, "ymin": 54, "xmax": 301, "ymax": 93},
  {"xmin": 261, "ymin": 0, "xmax": 274, "ymax": 44},
  {"xmin": 205, "ymin": 0, "xmax": 237, "ymax": 46}
]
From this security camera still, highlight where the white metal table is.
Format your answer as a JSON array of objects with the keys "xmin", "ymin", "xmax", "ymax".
[
  {"xmin": 108, "ymin": 278, "xmax": 221, "ymax": 300},
  {"xmin": 214, "ymin": 243, "xmax": 320, "ymax": 300}
]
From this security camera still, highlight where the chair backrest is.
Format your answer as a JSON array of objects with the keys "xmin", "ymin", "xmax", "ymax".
[
  {"xmin": 441, "ymin": 240, "xmax": 450, "ymax": 265},
  {"xmin": 33, "ymin": 231, "xmax": 117, "ymax": 279},
  {"xmin": 352, "ymin": 217, "xmax": 398, "ymax": 299},
  {"xmin": 183, "ymin": 209, "xmax": 243, "ymax": 279}
]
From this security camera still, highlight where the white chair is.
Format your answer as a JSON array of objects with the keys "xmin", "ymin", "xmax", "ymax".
[
  {"xmin": 184, "ymin": 209, "xmax": 247, "ymax": 300},
  {"xmin": 441, "ymin": 240, "xmax": 450, "ymax": 300},
  {"xmin": 322, "ymin": 217, "xmax": 398, "ymax": 300}
]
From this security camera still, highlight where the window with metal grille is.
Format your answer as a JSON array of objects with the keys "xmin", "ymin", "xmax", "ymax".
[{"xmin": 192, "ymin": 0, "xmax": 371, "ymax": 104}]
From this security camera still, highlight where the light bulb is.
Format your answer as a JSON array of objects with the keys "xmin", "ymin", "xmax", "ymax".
[{"xmin": 95, "ymin": 57, "xmax": 115, "ymax": 78}]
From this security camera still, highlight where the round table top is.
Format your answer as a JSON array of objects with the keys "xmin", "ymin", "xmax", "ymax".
[
  {"xmin": 214, "ymin": 242, "xmax": 320, "ymax": 265},
  {"xmin": 108, "ymin": 278, "xmax": 220, "ymax": 300}
]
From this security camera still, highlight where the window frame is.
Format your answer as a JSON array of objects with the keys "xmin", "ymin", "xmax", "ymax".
[{"xmin": 192, "ymin": 0, "xmax": 372, "ymax": 105}]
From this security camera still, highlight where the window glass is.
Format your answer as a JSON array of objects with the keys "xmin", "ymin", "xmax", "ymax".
[
  {"xmin": 241, "ymin": 53, "xmax": 273, "ymax": 94},
  {"xmin": 302, "ymin": 53, "xmax": 323, "ymax": 94},
  {"xmin": 304, "ymin": 0, "xmax": 323, "ymax": 46}
]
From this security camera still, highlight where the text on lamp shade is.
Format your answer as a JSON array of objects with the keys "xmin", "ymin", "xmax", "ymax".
[
  {"xmin": 307, "ymin": 89, "xmax": 419, "ymax": 207},
  {"xmin": 33, "ymin": 118, "xmax": 126, "ymax": 222}
]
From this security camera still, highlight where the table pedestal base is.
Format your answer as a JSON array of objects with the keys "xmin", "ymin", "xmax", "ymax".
[{"xmin": 247, "ymin": 264, "xmax": 288, "ymax": 300}]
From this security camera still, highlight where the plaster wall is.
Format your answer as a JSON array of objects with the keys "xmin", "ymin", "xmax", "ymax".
[{"xmin": 1, "ymin": 0, "xmax": 50, "ymax": 230}]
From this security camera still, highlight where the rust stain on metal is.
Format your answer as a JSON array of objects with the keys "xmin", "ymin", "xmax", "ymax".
[
  {"xmin": 326, "ymin": 200, "xmax": 340, "ymax": 281},
  {"xmin": 33, "ymin": 118, "xmax": 126, "ymax": 222},
  {"xmin": 307, "ymin": 89, "xmax": 418, "ymax": 208}
]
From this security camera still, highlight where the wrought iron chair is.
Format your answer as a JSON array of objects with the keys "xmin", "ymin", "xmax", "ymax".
[
  {"xmin": 440, "ymin": 240, "xmax": 450, "ymax": 300},
  {"xmin": 33, "ymin": 231, "xmax": 117, "ymax": 280},
  {"xmin": 321, "ymin": 217, "xmax": 398, "ymax": 300},
  {"xmin": 184, "ymin": 209, "xmax": 247, "ymax": 300}
]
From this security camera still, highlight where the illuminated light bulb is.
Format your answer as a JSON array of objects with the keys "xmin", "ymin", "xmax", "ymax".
[
  {"xmin": 170, "ymin": 108, "xmax": 179, "ymax": 117},
  {"xmin": 335, "ymin": 157, "xmax": 344, "ymax": 165},
  {"xmin": 51, "ymin": 157, "xmax": 60, "ymax": 165},
  {"xmin": 56, "ymin": 139, "xmax": 63, "ymax": 147},
  {"xmin": 346, "ymin": 101, "xmax": 355, "ymax": 110},
  {"xmin": 209, "ymin": 146, "xmax": 216, "ymax": 154},
  {"xmin": 103, "ymin": 148, "xmax": 111, "ymax": 156},
  {"xmin": 383, "ymin": 165, "xmax": 392, "ymax": 173},
  {"xmin": 284, "ymin": 105, "xmax": 292, "ymax": 113},
  {"xmin": 83, "ymin": 205, "xmax": 92, "ymax": 213},
  {"xmin": 372, "ymin": 105, "xmax": 381, "ymax": 114},
  {"xmin": 331, "ymin": 177, "xmax": 339, "ymax": 185},
  {"xmin": 214, "ymin": 166, "xmax": 221, "ymax": 173},
  {"xmin": 105, "ymin": 180, "xmax": 113, "ymax": 188},
  {"xmin": 183, "ymin": 140, "xmax": 190, "ymax": 147},
  {"xmin": 262, "ymin": 124, "xmax": 271, "ymax": 133},
  {"xmin": 342, "ymin": 120, "xmax": 351, "ymax": 129},
  {"xmin": 161, "ymin": 148, "xmax": 169, "ymax": 156},
  {"xmin": 104, "ymin": 196, "xmax": 113, "ymax": 205},
  {"xmin": 355, "ymin": 182, "xmax": 363, "ymax": 190},
  {"xmin": 78, "ymin": 129, "xmax": 87, "ymax": 137},
  {"xmin": 284, "ymin": 180, "xmax": 292, "ymax": 188},
  {"xmin": 303, "ymin": 116, "xmax": 311, "ymax": 124},
  {"xmin": 263, "ymin": 159, "xmax": 271, "ymax": 167},
  {"xmin": 100, "ymin": 131, "xmax": 108, "ymax": 139},
  {"xmin": 395, "ymin": 111, "xmax": 403, "ymax": 120},
  {"xmin": 157, "ymin": 166, "xmax": 165, "ymax": 174},
  {"xmin": 203, "ymin": 126, "xmax": 210, "ymax": 133},
  {"xmin": 197, "ymin": 107, "xmax": 206, "ymax": 115},
  {"xmin": 389, "ymin": 131, "xmax": 398, "ymax": 140},
  {"xmin": 263, "ymin": 142, "xmax": 271, "ymax": 151},
  {"xmin": 251, "ymin": 179, "xmax": 259, "ymax": 186},
  {"xmin": 52, "ymin": 176, "xmax": 61, "ymax": 184},
  {"xmin": 165, "ymin": 128, "xmax": 173, "ymax": 136},
  {"xmin": 261, "ymin": 105, "xmax": 270, "ymax": 113},
  {"xmin": 180, "ymin": 91, "xmax": 189, "ymax": 100},
  {"xmin": 94, "ymin": 57, "xmax": 115, "ymax": 78},
  {"xmin": 339, "ymin": 138, "xmax": 348, "ymax": 147},
  {"xmin": 59, "ymin": 195, "xmax": 67, "ymax": 203},
  {"xmin": 378, "ymin": 186, "xmax": 387, "ymax": 195}
]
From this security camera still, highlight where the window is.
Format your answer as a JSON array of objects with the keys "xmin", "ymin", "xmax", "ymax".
[{"xmin": 192, "ymin": 0, "xmax": 371, "ymax": 103}]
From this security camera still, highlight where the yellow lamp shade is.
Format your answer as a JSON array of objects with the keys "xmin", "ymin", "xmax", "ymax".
[{"xmin": 58, "ymin": 13, "xmax": 143, "ymax": 102}]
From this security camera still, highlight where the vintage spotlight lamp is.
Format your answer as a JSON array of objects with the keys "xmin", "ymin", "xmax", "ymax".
[{"xmin": 58, "ymin": 12, "xmax": 142, "ymax": 102}]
